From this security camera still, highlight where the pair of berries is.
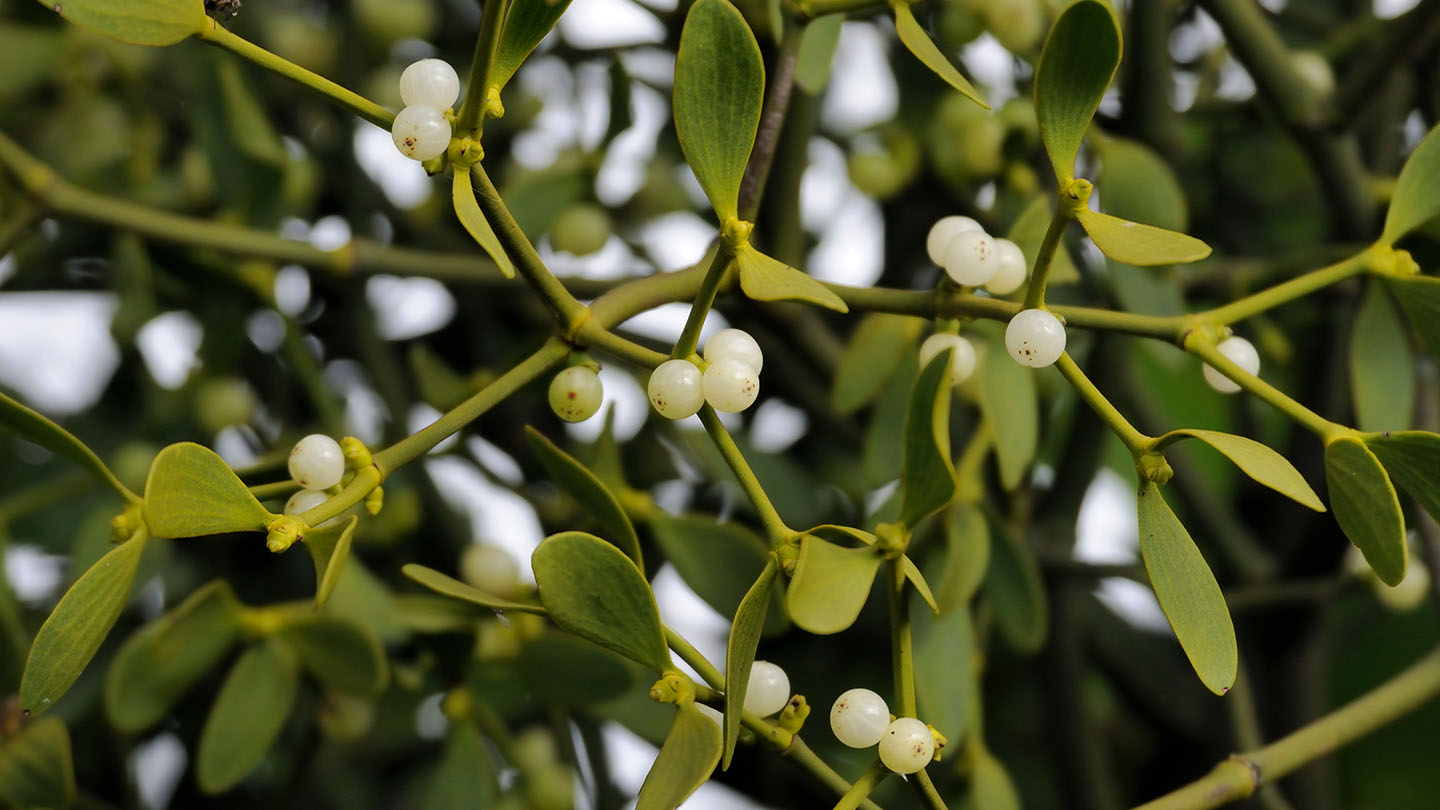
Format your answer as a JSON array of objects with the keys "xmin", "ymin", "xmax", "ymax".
[
  {"xmin": 830, "ymin": 687, "xmax": 935, "ymax": 775},
  {"xmin": 391, "ymin": 59, "xmax": 461, "ymax": 161},
  {"xmin": 283, "ymin": 433, "xmax": 345, "ymax": 519},
  {"xmin": 648, "ymin": 329, "xmax": 763, "ymax": 419}
]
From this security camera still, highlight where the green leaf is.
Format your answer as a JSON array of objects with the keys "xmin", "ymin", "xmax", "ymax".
[
  {"xmin": 304, "ymin": 514, "xmax": 357, "ymax": 610},
  {"xmin": 1033, "ymin": 0, "xmax": 1121, "ymax": 180},
  {"xmin": 864, "ymin": 351, "xmax": 917, "ymax": 486},
  {"xmin": 635, "ymin": 703, "xmax": 723, "ymax": 810},
  {"xmin": 1382, "ymin": 122, "xmax": 1440, "ymax": 244},
  {"xmin": 1350, "ymin": 283, "xmax": 1415, "ymax": 432},
  {"xmin": 526, "ymin": 426, "xmax": 643, "ymax": 566},
  {"xmin": 1007, "ymin": 196, "xmax": 1081, "ymax": 286},
  {"xmin": 723, "ymin": 559, "xmax": 778, "ymax": 769},
  {"xmin": 735, "ymin": 245, "xmax": 848, "ymax": 312},
  {"xmin": 649, "ymin": 513, "xmax": 777, "ymax": 632},
  {"xmin": 422, "ymin": 719, "xmax": 499, "ymax": 810},
  {"xmin": 279, "ymin": 616, "xmax": 387, "ymax": 696},
  {"xmin": 1074, "ymin": 208, "xmax": 1212, "ymax": 267},
  {"xmin": 1325, "ymin": 437, "xmax": 1408, "ymax": 586},
  {"xmin": 142, "ymin": 442, "xmax": 273, "ymax": 539},
  {"xmin": 21, "ymin": 532, "xmax": 148, "ymax": 714},
  {"xmin": 401, "ymin": 563, "xmax": 547, "ymax": 614},
  {"xmin": 795, "ymin": 14, "xmax": 842, "ymax": 94},
  {"xmin": 891, "ymin": 2, "xmax": 986, "ymax": 108},
  {"xmin": 984, "ymin": 516, "xmax": 1046, "ymax": 654},
  {"xmin": 1382, "ymin": 274, "xmax": 1440, "ymax": 360},
  {"xmin": 215, "ymin": 60, "xmax": 285, "ymax": 166},
  {"xmin": 0, "ymin": 717, "xmax": 75, "ymax": 809},
  {"xmin": 832, "ymin": 314, "xmax": 923, "ymax": 415},
  {"xmin": 490, "ymin": 0, "xmax": 577, "ymax": 94},
  {"xmin": 36, "ymin": 0, "xmax": 205, "ymax": 46},
  {"xmin": 1137, "ymin": 482, "xmax": 1236, "ymax": 695},
  {"xmin": 105, "ymin": 580, "xmax": 242, "ymax": 732},
  {"xmin": 1367, "ymin": 431, "xmax": 1440, "ymax": 528},
  {"xmin": 1095, "ymin": 138, "xmax": 1189, "ymax": 232},
  {"xmin": 196, "ymin": 638, "xmax": 299, "ymax": 793},
  {"xmin": 914, "ymin": 606, "xmax": 972, "ymax": 743},
  {"xmin": 901, "ymin": 555, "xmax": 939, "ymax": 614},
  {"xmin": 977, "ymin": 341, "xmax": 1038, "ymax": 491},
  {"xmin": 532, "ymin": 532, "xmax": 671, "ymax": 673},
  {"xmin": 0, "ymin": 389, "xmax": 137, "ymax": 501},
  {"xmin": 936, "ymin": 504, "xmax": 991, "ymax": 610},
  {"xmin": 516, "ymin": 634, "xmax": 633, "ymax": 706},
  {"xmin": 901, "ymin": 350, "xmax": 958, "ymax": 527},
  {"xmin": 1160, "ymin": 429, "xmax": 1324, "ymax": 512},
  {"xmin": 453, "ymin": 169, "xmax": 516, "ymax": 279},
  {"xmin": 970, "ymin": 747, "xmax": 1022, "ymax": 810},
  {"xmin": 673, "ymin": 0, "xmax": 765, "ymax": 220},
  {"xmin": 785, "ymin": 536, "xmax": 882, "ymax": 634}
]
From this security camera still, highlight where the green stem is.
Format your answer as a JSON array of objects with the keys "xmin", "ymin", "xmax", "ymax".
[
  {"xmin": 885, "ymin": 560, "xmax": 917, "ymax": 716},
  {"xmin": 1053, "ymin": 353, "xmax": 1152, "ymax": 455},
  {"xmin": 672, "ymin": 244, "xmax": 733, "ymax": 359},
  {"xmin": 697, "ymin": 407, "xmax": 791, "ymax": 541},
  {"xmin": 1021, "ymin": 207, "xmax": 1073, "ymax": 310},
  {"xmin": 738, "ymin": 30, "xmax": 803, "ymax": 222},
  {"xmin": 832, "ymin": 761, "xmax": 889, "ymax": 810},
  {"xmin": 1182, "ymin": 336, "xmax": 1344, "ymax": 441},
  {"xmin": 664, "ymin": 626, "xmax": 725, "ymax": 690},
  {"xmin": 1132, "ymin": 644, "xmax": 1440, "ymax": 810},
  {"xmin": 787, "ymin": 738, "xmax": 891, "ymax": 810},
  {"xmin": 913, "ymin": 770, "xmax": 949, "ymax": 810},
  {"xmin": 197, "ymin": 21, "xmax": 392, "ymax": 129},
  {"xmin": 0, "ymin": 473, "xmax": 94, "ymax": 522},
  {"xmin": 455, "ymin": 0, "xmax": 509, "ymax": 136},
  {"xmin": 1201, "ymin": 251, "xmax": 1373, "ymax": 326},
  {"xmin": 247, "ymin": 480, "xmax": 299, "ymax": 501},
  {"xmin": 1226, "ymin": 663, "xmax": 1297, "ymax": 810}
]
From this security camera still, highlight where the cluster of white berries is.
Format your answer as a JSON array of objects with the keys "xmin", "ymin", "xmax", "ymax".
[
  {"xmin": 1201, "ymin": 335, "xmax": 1260, "ymax": 394},
  {"xmin": 926, "ymin": 215, "xmax": 1027, "ymax": 295},
  {"xmin": 830, "ymin": 687, "xmax": 935, "ymax": 774},
  {"xmin": 648, "ymin": 329, "xmax": 762, "ymax": 419},
  {"xmin": 391, "ymin": 58, "xmax": 460, "ymax": 161},
  {"xmin": 284, "ymin": 433, "xmax": 345, "ymax": 520},
  {"xmin": 549, "ymin": 366, "xmax": 604, "ymax": 423}
]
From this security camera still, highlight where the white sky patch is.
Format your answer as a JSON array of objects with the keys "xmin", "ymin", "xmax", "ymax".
[
  {"xmin": 959, "ymin": 34, "xmax": 1018, "ymax": 106},
  {"xmin": 598, "ymin": 84, "xmax": 669, "ymax": 205},
  {"xmin": 1094, "ymin": 578, "xmax": 1171, "ymax": 634},
  {"xmin": 807, "ymin": 192, "xmax": 885, "ymax": 287},
  {"xmin": 0, "ymin": 292, "xmax": 120, "ymax": 415},
  {"xmin": 540, "ymin": 234, "xmax": 647, "ymax": 281},
  {"xmin": 800, "ymin": 138, "xmax": 850, "ymax": 233},
  {"xmin": 5, "ymin": 545, "xmax": 66, "ymax": 604},
  {"xmin": 750, "ymin": 399, "xmax": 808, "ymax": 453},
  {"xmin": 353, "ymin": 124, "xmax": 433, "ymax": 209},
  {"xmin": 468, "ymin": 436, "xmax": 525, "ymax": 486},
  {"xmin": 309, "ymin": 215, "xmax": 352, "ymax": 252},
  {"xmin": 651, "ymin": 563, "xmax": 728, "ymax": 681},
  {"xmin": 1215, "ymin": 55, "xmax": 1257, "ymax": 102},
  {"xmin": 408, "ymin": 402, "xmax": 460, "ymax": 455},
  {"xmin": 638, "ymin": 212, "xmax": 716, "ymax": 272},
  {"xmin": 564, "ymin": 367, "xmax": 648, "ymax": 443},
  {"xmin": 129, "ymin": 733, "xmax": 187, "ymax": 810},
  {"xmin": 214, "ymin": 426, "xmax": 259, "ymax": 468},
  {"xmin": 822, "ymin": 23, "xmax": 898, "ymax": 133},
  {"xmin": 617, "ymin": 304, "xmax": 729, "ymax": 345},
  {"xmin": 414, "ymin": 692, "xmax": 449, "ymax": 740},
  {"xmin": 425, "ymin": 456, "xmax": 544, "ymax": 583},
  {"xmin": 246, "ymin": 309, "xmax": 286, "ymax": 353},
  {"xmin": 0, "ymin": 254, "xmax": 15, "ymax": 286},
  {"xmin": 1375, "ymin": 0, "xmax": 1420, "ymax": 18},
  {"xmin": 136, "ymin": 311, "xmax": 202, "ymax": 391},
  {"xmin": 1169, "ymin": 9, "xmax": 1224, "ymax": 64},
  {"xmin": 560, "ymin": 0, "xmax": 666, "ymax": 48},
  {"xmin": 1075, "ymin": 469, "xmax": 1171, "ymax": 632},
  {"xmin": 274, "ymin": 265, "xmax": 310, "ymax": 317},
  {"xmin": 366, "ymin": 275, "xmax": 456, "ymax": 340}
]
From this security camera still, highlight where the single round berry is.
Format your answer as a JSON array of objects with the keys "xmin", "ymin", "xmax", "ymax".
[
  {"xmin": 284, "ymin": 488, "xmax": 329, "ymax": 516},
  {"xmin": 549, "ymin": 203, "xmax": 613, "ymax": 256},
  {"xmin": 744, "ymin": 661, "xmax": 790, "ymax": 716},
  {"xmin": 548, "ymin": 366, "xmax": 603, "ymax": 423},
  {"xmin": 926, "ymin": 216, "xmax": 983, "ymax": 266},
  {"xmin": 918, "ymin": 333, "xmax": 977, "ymax": 384},
  {"xmin": 879, "ymin": 717, "xmax": 934, "ymax": 774},
  {"xmin": 984, "ymin": 238, "xmax": 1028, "ymax": 295},
  {"xmin": 702, "ymin": 358, "xmax": 760, "ymax": 413},
  {"xmin": 830, "ymin": 688, "xmax": 890, "ymax": 749},
  {"xmin": 1005, "ymin": 309, "xmax": 1066, "ymax": 368},
  {"xmin": 289, "ymin": 434, "xmax": 345, "ymax": 489},
  {"xmin": 1291, "ymin": 50, "xmax": 1335, "ymax": 98},
  {"xmin": 942, "ymin": 230, "xmax": 998, "ymax": 287},
  {"xmin": 648, "ymin": 359, "xmax": 705, "ymax": 420},
  {"xmin": 391, "ymin": 105, "xmax": 451, "ymax": 161},
  {"xmin": 703, "ymin": 328, "xmax": 764, "ymax": 373},
  {"xmin": 1202, "ymin": 336, "xmax": 1260, "ymax": 394},
  {"xmin": 399, "ymin": 58, "xmax": 460, "ymax": 109},
  {"xmin": 1378, "ymin": 557, "xmax": 1431, "ymax": 613},
  {"xmin": 461, "ymin": 544, "xmax": 521, "ymax": 597}
]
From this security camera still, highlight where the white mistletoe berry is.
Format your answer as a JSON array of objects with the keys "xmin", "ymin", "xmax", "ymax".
[
  {"xmin": 702, "ymin": 358, "xmax": 760, "ymax": 413},
  {"xmin": 879, "ymin": 717, "xmax": 934, "ymax": 774},
  {"xmin": 391, "ymin": 105, "xmax": 451, "ymax": 161},
  {"xmin": 744, "ymin": 661, "xmax": 790, "ymax": 717},
  {"xmin": 703, "ymin": 328, "xmax": 764, "ymax": 373},
  {"xmin": 1202, "ymin": 336, "xmax": 1260, "ymax": 394},
  {"xmin": 1005, "ymin": 308, "xmax": 1066, "ymax": 368},
  {"xmin": 985, "ymin": 238, "xmax": 1028, "ymax": 295},
  {"xmin": 918, "ymin": 333, "xmax": 977, "ymax": 384},
  {"xmin": 289, "ymin": 434, "xmax": 345, "ymax": 490},
  {"xmin": 284, "ymin": 488, "xmax": 329, "ymax": 516},
  {"xmin": 942, "ymin": 230, "xmax": 999, "ymax": 287},
  {"xmin": 648, "ymin": 359, "xmax": 705, "ymax": 420},
  {"xmin": 926, "ymin": 215, "xmax": 983, "ymax": 266},
  {"xmin": 549, "ymin": 366, "xmax": 603, "ymax": 423},
  {"xmin": 830, "ymin": 688, "xmax": 890, "ymax": 749},
  {"xmin": 399, "ymin": 58, "xmax": 461, "ymax": 109}
]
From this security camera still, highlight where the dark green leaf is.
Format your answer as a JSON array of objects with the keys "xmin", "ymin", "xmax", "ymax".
[
  {"xmin": 279, "ymin": 616, "xmax": 387, "ymax": 696},
  {"xmin": 984, "ymin": 516, "xmax": 1046, "ymax": 654},
  {"xmin": 914, "ymin": 605, "xmax": 971, "ymax": 743},
  {"xmin": 491, "ymin": 0, "xmax": 577, "ymax": 94},
  {"xmin": 649, "ymin": 513, "xmax": 777, "ymax": 631},
  {"xmin": 1074, "ymin": 208, "xmax": 1211, "ymax": 267},
  {"xmin": 1095, "ymin": 137, "xmax": 1189, "ymax": 232},
  {"xmin": 1136, "ymin": 482, "xmax": 1236, "ymax": 695},
  {"xmin": 454, "ymin": 169, "xmax": 516, "ymax": 279},
  {"xmin": 977, "ymin": 342, "xmax": 1038, "ymax": 491},
  {"xmin": 673, "ymin": 0, "xmax": 765, "ymax": 220},
  {"xmin": 0, "ymin": 389, "xmax": 137, "ymax": 502},
  {"xmin": 421, "ymin": 719, "xmax": 499, "ymax": 810},
  {"xmin": 1326, "ymin": 437, "xmax": 1408, "ymax": 586},
  {"xmin": 215, "ymin": 60, "xmax": 285, "ymax": 166},
  {"xmin": 526, "ymin": 426, "xmax": 643, "ymax": 566},
  {"xmin": 1159, "ymin": 429, "xmax": 1324, "ymax": 511},
  {"xmin": 197, "ymin": 638, "xmax": 299, "ymax": 793},
  {"xmin": 891, "ymin": 2, "xmax": 986, "ymax": 107},
  {"xmin": 304, "ymin": 514, "xmax": 358, "ymax": 610},
  {"xmin": 1382, "ymin": 274, "xmax": 1440, "ymax": 360},
  {"xmin": 970, "ymin": 747, "xmax": 1022, "ymax": 810},
  {"xmin": 635, "ymin": 703, "xmax": 722, "ymax": 810},
  {"xmin": 36, "ymin": 0, "xmax": 205, "ymax": 46},
  {"xmin": 723, "ymin": 558, "xmax": 777, "ymax": 769},
  {"xmin": 832, "ymin": 314, "xmax": 923, "ymax": 415},
  {"xmin": 0, "ymin": 717, "xmax": 75, "ymax": 809},
  {"xmin": 1368, "ymin": 431, "xmax": 1440, "ymax": 528},
  {"xmin": 532, "ymin": 532, "xmax": 671, "ymax": 672},
  {"xmin": 143, "ymin": 442, "xmax": 273, "ymax": 538},
  {"xmin": 785, "ymin": 536, "xmax": 882, "ymax": 635},
  {"xmin": 105, "ymin": 580, "xmax": 242, "ymax": 732},
  {"xmin": 936, "ymin": 504, "xmax": 990, "ymax": 610},
  {"xmin": 1382, "ymin": 122, "xmax": 1440, "ymax": 243},
  {"xmin": 1033, "ymin": 0, "xmax": 1121, "ymax": 180},
  {"xmin": 795, "ymin": 14, "xmax": 842, "ymax": 94},
  {"xmin": 901, "ymin": 350, "xmax": 958, "ymax": 527},
  {"xmin": 516, "ymin": 634, "xmax": 633, "ymax": 706},
  {"xmin": 735, "ymin": 246, "xmax": 848, "ymax": 312},
  {"xmin": 1350, "ymin": 282, "xmax": 1415, "ymax": 432},
  {"xmin": 21, "ymin": 532, "xmax": 148, "ymax": 714},
  {"xmin": 400, "ymin": 563, "xmax": 547, "ymax": 614},
  {"xmin": 864, "ymin": 350, "xmax": 917, "ymax": 486}
]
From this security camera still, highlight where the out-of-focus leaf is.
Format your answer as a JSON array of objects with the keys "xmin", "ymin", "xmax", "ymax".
[
  {"xmin": 143, "ymin": 442, "xmax": 272, "ymax": 538},
  {"xmin": 21, "ymin": 532, "xmax": 148, "ymax": 714},
  {"xmin": 1074, "ymin": 208, "xmax": 1211, "ymax": 267},
  {"xmin": 832, "ymin": 314, "xmax": 923, "ymax": 415},
  {"xmin": 1382, "ymin": 274, "xmax": 1440, "ymax": 360},
  {"xmin": 1159, "ymin": 429, "xmax": 1324, "ymax": 511},
  {"xmin": 901, "ymin": 351, "xmax": 958, "ymax": 527},
  {"xmin": 527, "ymin": 426, "xmax": 643, "ymax": 566},
  {"xmin": 36, "ymin": 0, "xmax": 205, "ymax": 46},
  {"xmin": 1326, "ymin": 437, "xmax": 1407, "ymax": 586},
  {"xmin": 864, "ymin": 351, "xmax": 917, "ymax": 486},
  {"xmin": 1034, "ymin": 0, "xmax": 1121, "ymax": 180},
  {"xmin": 935, "ymin": 504, "xmax": 991, "ymax": 610},
  {"xmin": 0, "ymin": 717, "xmax": 75, "ymax": 809},
  {"xmin": 735, "ymin": 246, "xmax": 848, "ymax": 312},
  {"xmin": 215, "ymin": 60, "xmax": 285, "ymax": 166},
  {"xmin": 0, "ymin": 26, "xmax": 64, "ymax": 100},
  {"xmin": 491, "ymin": 0, "xmax": 577, "ymax": 93},
  {"xmin": 401, "ymin": 564, "xmax": 546, "ymax": 614},
  {"xmin": 1008, "ymin": 196, "xmax": 1080, "ymax": 285},
  {"xmin": 532, "ymin": 532, "xmax": 671, "ymax": 673},
  {"xmin": 914, "ymin": 605, "xmax": 972, "ymax": 743},
  {"xmin": 795, "ymin": 15, "xmax": 842, "ymax": 94},
  {"xmin": 786, "ymin": 536, "xmax": 882, "ymax": 635},
  {"xmin": 304, "ymin": 514, "xmax": 357, "ymax": 610},
  {"xmin": 1367, "ymin": 431, "xmax": 1440, "ymax": 527},
  {"xmin": 723, "ymin": 559, "xmax": 777, "ymax": 769},
  {"xmin": 279, "ymin": 616, "xmax": 387, "ymax": 696},
  {"xmin": 649, "ymin": 514, "xmax": 778, "ymax": 632},
  {"xmin": 635, "ymin": 703, "xmax": 722, "ymax": 810},
  {"xmin": 970, "ymin": 746, "xmax": 1022, "ymax": 810},
  {"xmin": 516, "ymin": 634, "xmax": 633, "ymax": 706},
  {"xmin": 891, "ymin": 2, "xmax": 985, "ymax": 107},
  {"xmin": 0, "ymin": 389, "xmax": 137, "ymax": 501},
  {"xmin": 1096, "ymin": 138, "xmax": 1188, "ymax": 231},
  {"xmin": 421, "ymin": 719, "xmax": 499, "ymax": 810},
  {"xmin": 196, "ymin": 638, "xmax": 299, "ymax": 793},
  {"xmin": 454, "ymin": 169, "xmax": 516, "ymax": 279},
  {"xmin": 984, "ymin": 516, "xmax": 1046, "ymax": 654},
  {"xmin": 1350, "ymin": 283, "xmax": 1415, "ymax": 432},
  {"xmin": 1382, "ymin": 122, "xmax": 1440, "ymax": 244},
  {"xmin": 1137, "ymin": 482, "xmax": 1236, "ymax": 695},
  {"xmin": 977, "ymin": 342, "xmax": 1037, "ymax": 491}
]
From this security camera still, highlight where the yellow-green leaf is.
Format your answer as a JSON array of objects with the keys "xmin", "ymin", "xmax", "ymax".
[
  {"xmin": 722, "ymin": 559, "xmax": 778, "ymax": 769},
  {"xmin": 21, "ymin": 531, "xmax": 148, "ymax": 714},
  {"xmin": 454, "ymin": 169, "xmax": 516, "ymax": 279},
  {"xmin": 635, "ymin": 703, "xmax": 723, "ymax": 810},
  {"xmin": 735, "ymin": 245, "xmax": 848, "ymax": 312},
  {"xmin": 1007, "ymin": 195, "xmax": 1080, "ymax": 286},
  {"xmin": 532, "ymin": 532, "xmax": 671, "ymax": 673},
  {"xmin": 795, "ymin": 14, "xmax": 842, "ymax": 94},
  {"xmin": 1350, "ymin": 282, "xmax": 1414, "ymax": 432},
  {"xmin": 1159, "ymin": 429, "xmax": 1324, "ymax": 512},
  {"xmin": 196, "ymin": 638, "xmax": 299, "ymax": 793},
  {"xmin": 901, "ymin": 350, "xmax": 958, "ymax": 527},
  {"xmin": 936, "ymin": 504, "xmax": 990, "ymax": 610},
  {"xmin": 1326, "ymin": 437, "xmax": 1407, "ymax": 586},
  {"xmin": 914, "ymin": 606, "xmax": 971, "ymax": 744},
  {"xmin": 0, "ymin": 389, "xmax": 137, "ymax": 502},
  {"xmin": 1095, "ymin": 138, "xmax": 1189, "ymax": 232},
  {"xmin": 1074, "ymin": 208, "xmax": 1212, "ymax": 267},
  {"xmin": 1034, "ymin": 0, "xmax": 1121, "ymax": 180},
  {"xmin": 832, "ymin": 314, "xmax": 923, "ymax": 415},
  {"xmin": 785, "ymin": 536, "xmax": 882, "ymax": 635},
  {"xmin": 891, "ymin": 2, "xmax": 986, "ymax": 108},
  {"xmin": 650, "ymin": 513, "xmax": 777, "ymax": 633},
  {"xmin": 1367, "ymin": 431, "xmax": 1440, "ymax": 529},
  {"xmin": 901, "ymin": 555, "xmax": 939, "ymax": 614},
  {"xmin": 36, "ymin": 0, "xmax": 205, "ymax": 46},
  {"xmin": 1382, "ymin": 275, "xmax": 1440, "ymax": 361},
  {"xmin": 673, "ymin": 0, "xmax": 765, "ymax": 220},
  {"xmin": 421, "ymin": 719, "xmax": 499, "ymax": 810},
  {"xmin": 985, "ymin": 516, "xmax": 1046, "ymax": 654},
  {"xmin": 279, "ymin": 616, "xmax": 387, "ymax": 696},
  {"xmin": 0, "ymin": 717, "xmax": 75, "ymax": 810},
  {"xmin": 400, "ymin": 564, "xmax": 547, "ymax": 614},
  {"xmin": 977, "ymin": 340, "xmax": 1037, "ymax": 491},
  {"xmin": 526, "ymin": 426, "xmax": 643, "ymax": 566},
  {"xmin": 1382, "ymin": 123, "xmax": 1440, "ymax": 244},
  {"xmin": 1136, "ymin": 482, "xmax": 1236, "ymax": 695},
  {"xmin": 304, "ymin": 514, "xmax": 357, "ymax": 610},
  {"xmin": 970, "ymin": 746, "xmax": 1022, "ymax": 810},
  {"xmin": 105, "ymin": 580, "xmax": 242, "ymax": 732},
  {"xmin": 142, "ymin": 442, "xmax": 273, "ymax": 538},
  {"xmin": 490, "ymin": 0, "xmax": 577, "ymax": 94}
]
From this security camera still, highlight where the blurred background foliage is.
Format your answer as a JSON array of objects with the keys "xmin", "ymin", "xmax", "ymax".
[{"xmin": 2, "ymin": 0, "xmax": 1440, "ymax": 808}]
